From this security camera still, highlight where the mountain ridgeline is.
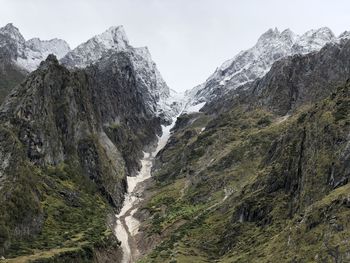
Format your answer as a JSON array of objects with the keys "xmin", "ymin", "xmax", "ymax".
[
  {"xmin": 135, "ymin": 32, "xmax": 350, "ymax": 262},
  {"xmin": 1, "ymin": 22, "xmax": 350, "ymax": 263}
]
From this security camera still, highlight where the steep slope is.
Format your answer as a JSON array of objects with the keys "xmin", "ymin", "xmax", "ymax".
[
  {"xmin": 136, "ymin": 38, "xmax": 350, "ymax": 262},
  {"xmin": 0, "ymin": 23, "xmax": 71, "ymax": 72},
  {"xmin": 61, "ymin": 26, "xmax": 182, "ymax": 123},
  {"xmin": 0, "ymin": 54, "xmax": 25, "ymax": 104},
  {"xmin": 186, "ymin": 27, "xmax": 348, "ymax": 110},
  {"xmin": 138, "ymin": 82, "xmax": 350, "ymax": 263},
  {"xmin": 0, "ymin": 51, "xmax": 162, "ymax": 262},
  {"xmin": 0, "ymin": 23, "xmax": 70, "ymax": 104}
]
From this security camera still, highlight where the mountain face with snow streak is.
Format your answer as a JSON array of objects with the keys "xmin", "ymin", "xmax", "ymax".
[
  {"xmin": 0, "ymin": 23, "xmax": 71, "ymax": 72},
  {"xmin": 61, "ymin": 26, "xmax": 182, "ymax": 123},
  {"xmin": 186, "ymin": 27, "xmax": 349, "ymax": 110}
]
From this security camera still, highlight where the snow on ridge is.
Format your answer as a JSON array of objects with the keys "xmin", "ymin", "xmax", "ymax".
[
  {"xmin": 0, "ymin": 23, "xmax": 71, "ymax": 72},
  {"xmin": 61, "ymin": 25, "xmax": 129, "ymax": 68},
  {"xmin": 0, "ymin": 23, "xmax": 25, "ymax": 43},
  {"xmin": 61, "ymin": 25, "xmax": 182, "ymax": 122},
  {"xmin": 185, "ymin": 27, "xmax": 350, "ymax": 109}
]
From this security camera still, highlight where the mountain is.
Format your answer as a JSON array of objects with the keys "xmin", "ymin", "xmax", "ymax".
[
  {"xmin": 204, "ymin": 37, "xmax": 350, "ymax": 116},
  {"xmin": 61, "ymin": 26, "xmax": 129, "ymax": 68},
  {"xmin": 0, "ymin": 49, "xmax": 163, "ymax": 261},
  {"xmin": 0, "ymin": 24, "xmax": 176, "ymax": 261},
  {"xmin": 141, "ymin": 83, "xmax": 350, "ymax": 263},
  {"xmin": 134, "ymin": 35, "xmax": 350, "ymax": 262},
  {"xmin": 185, "ymin": 27, "xmax": 349, "ymax": 110},
  {"xmin": 0, "ymin": 23, "xmax": 70, "ymax": 72},
  {"xmin": 61, "ymin": 26, "xmax": 182, "ymax": 123},
  {"xmin": 2, "ymin": 22, "xmax": 350, "ymax": 263},
  {"xmin": 0, "ymin": 23, "xmax": 70, "ymax": 104}
]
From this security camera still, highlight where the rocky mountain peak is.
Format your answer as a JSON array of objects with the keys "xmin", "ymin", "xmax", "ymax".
[
  {"xmin": 0, "ymin": 23, "xmax": 25, "ymax": 43},
  {"xmin": 185, "ymin": 26, "xmax": 348, "ymax": 111},
  {"xmin": 338, "ymin": 30, "xmax": 350, "ymax": 40},
  {"xmin": 257, "ymin": 28, "xmax": 280, "ymax": 43},
  {"xmin": 26, "ymin": 37, "xmax": 71, "ymax": 58},
  {"xmin": 61, "ymin": 25, "xmax": 129, "ymax": 69},
  {"xmin": 61, "ymin": 25, "xmax": 181, "ymax": 123},
  {"xmin": 292, "ymin": 27, "xmax": 336, "ymax": 53},
  {"xmin": 103, "ymin": 25, "xmax": 129, "ymax": 48},
  {"xmin": 0, "ymin": 23, "xmax": 71, "ymax": 72},
  {"xmin": 38, "ymin": 54, "xmax": 59, "ymax": 68},
  {"xmin": 280, "ymin": 28, "xmax": 297, "ymax": 44}
]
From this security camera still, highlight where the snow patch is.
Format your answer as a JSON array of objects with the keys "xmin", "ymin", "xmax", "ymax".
[
  {"xmin": 114, "ymin": 118, "xmax": 177, "ymax": 263},
  {"xmin": 183, "ymin": 102, "xmax": 206, "ymax": 113}
]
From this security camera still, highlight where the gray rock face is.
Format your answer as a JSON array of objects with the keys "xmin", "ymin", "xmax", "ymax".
[
  {"xmin": 0, "ymin": 53, "xmax": 161, "ymax": 207},
  {"xmin": 0, "ymin": 23, "xmax": 180, "ymax": 124},
  {"xmin": 186, "ymin": 27, "xmax": 349, "ymax": 110},
  {"xmin": 61, "ymin": 26, "xmax": 181, "ymax": 123},
  {"xmin": 204, "ymin": 38, "xmax": 350, "ymax": 116},
  {"xmin": 252, "ymin": 39, "xmax": 350, "ymax": 115},
  {"xmin": 0, "ymin": 52, "xmax": 166, "ymax": 257}
]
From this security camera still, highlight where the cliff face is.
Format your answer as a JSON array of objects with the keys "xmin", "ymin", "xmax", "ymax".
[
  {"xmin": 0, "ymin": 44, "xmax": 26, "ymax": 104},
  {"xmin": 0, "ymin": 54, "xmax": 161, "ymax": 261}
]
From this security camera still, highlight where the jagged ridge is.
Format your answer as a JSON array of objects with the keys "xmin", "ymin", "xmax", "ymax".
[{"xmin": 186, "ymin": 27, "xmax": 350, "ymax": 110}]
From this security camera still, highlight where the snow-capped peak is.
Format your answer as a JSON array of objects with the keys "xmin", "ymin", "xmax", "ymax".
[
  {"xmin": 26, "ymin": 38, "xmax": 70, "ymax": 59},
  {"xmin": 61, "ymin": 25, "xmax": 130, "ymax": 68},
  {"xmin": 338, "ymin": 31, "xmax": 350, "ymax": 41},
  {"xmin": 61, "ymin": 25, "xmax": 181, "ymax": 122},
  {"xmin": 99, "ymin": 25, "xmax": 129, "ymax": 49},
  {"xmin": 0, "ymin": 23, "xmax": 71, "ymax": 72},
  {"xmin": 292, "ymin": 27, "xmax": 336, "ymax": 53},
  {"xmin": 0, "ymin": 23, "xmax": 25, "ymax": 43},
  {"xmin": 185, "ymin": 27, "xmax": 347, "ymax": 111}
]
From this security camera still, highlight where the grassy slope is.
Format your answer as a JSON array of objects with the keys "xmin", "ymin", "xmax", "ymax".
[
  {"xmin": 139, "ymin": 84, "xmax": 350, "ymax": 262},
  {"xmin": 0, "ymin": 128, "xmax": 120, "ymax": 262}
]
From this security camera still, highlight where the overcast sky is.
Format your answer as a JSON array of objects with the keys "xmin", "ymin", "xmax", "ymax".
[{"xmin": 0, "ymin": 0, "xmax": 349, "ymax": 92}]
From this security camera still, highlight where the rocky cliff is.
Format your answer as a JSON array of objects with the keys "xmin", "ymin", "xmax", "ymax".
[
  {"xmin": 0, "ymin": 50, "xmax": 161, "ymax": 261},
  {"xmin": 61, "ymin": 26, "xmax": 181, "ymax": 123}
]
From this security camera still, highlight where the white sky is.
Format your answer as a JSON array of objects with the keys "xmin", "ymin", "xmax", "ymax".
[{"xmin": 0, "ymin": 0, "xmax": 349, "ymax": 92}]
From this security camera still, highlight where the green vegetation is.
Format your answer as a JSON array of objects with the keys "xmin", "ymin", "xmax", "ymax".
[
  {"xmin": 0, "ymin": 154, "xmax": 118, "ymax": 262},
  {"xmin": 138, "ymin": 84, "xmax": 350, "ymax": 262}
]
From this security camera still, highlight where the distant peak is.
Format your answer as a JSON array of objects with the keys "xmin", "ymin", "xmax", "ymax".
[
  {"xmin": 301, "ymin": 27, "xmax": 335, "ymax": 39},
  {"xmin": 281, "ymin": 28, "xmax": 294, "ymax": 36},
  {"xmin": 258, "ymin": 28, "xmax": 281, "ymax": 43},
  {"xmin": 98, "ymin": 25, "xmax": 129, "ymax": 46},
  {"xmin": 338, "ymin": 31, "xmax": 350, "ymax": 40},
  {"xmin": 0, "ymin": 23, "xmax": 25, "ymax": 43}
]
